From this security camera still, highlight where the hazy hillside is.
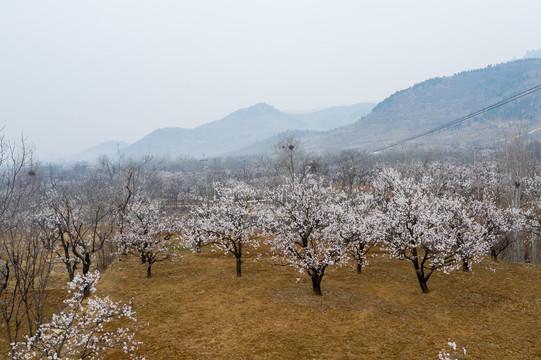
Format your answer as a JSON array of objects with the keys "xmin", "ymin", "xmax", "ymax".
[
  {"xmin": 71, "ymin": 141, "xmax": 129, "ymax": 162},
  {"xmin": 103, "ymin": 102, "xmax": 374, "ymax": 160},
  {"xmin": 122, "ymin": 103, "xmax": 293, "ymax": 158},
  {"xmin": 290, "ymin": 103, "xmax": 376, "ymax": 131},
  {"xmin": 523, "ymin": 49, "xmax": 541, "ymax": 59},
  {"xmin": 74, "ymin": 59, "xmax": 541, "ymax": 162},
  {"xmin": 300, "ymin": 59, "xmax": 541, "ymax": 153},
  {"xmin": 222, "ymin": 129, "xmax": 316, "ymax": 158}
]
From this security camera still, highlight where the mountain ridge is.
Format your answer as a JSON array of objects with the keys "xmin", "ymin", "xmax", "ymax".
[
  {"xmin": 71, "ymin": 58, "xmax": 541, "ymax": 162},
  {"xmin": 301, "ymin": 59, "xmax": 541, "ymax": 154},
  {"xmin": 71, "ymin": 102, "xmax": 375, "ymax": 162}
]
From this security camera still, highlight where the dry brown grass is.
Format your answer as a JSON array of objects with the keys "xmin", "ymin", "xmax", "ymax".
[
  {"xmin": 93, "ymin": 249, "xmax": 541, "ymax": 360},
  {"xmin": 2, "ymin": 250, "xmax": 540, "ymax": 359}
]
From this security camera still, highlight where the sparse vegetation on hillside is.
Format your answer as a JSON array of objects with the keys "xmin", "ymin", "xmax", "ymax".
[{"xmin": 306, "ymin": 59, "xmax": 541, "ymax": 154}]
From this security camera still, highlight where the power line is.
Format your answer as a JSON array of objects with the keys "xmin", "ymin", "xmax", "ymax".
[{"xmin": 371, "ymin": 83, "xmax": 541, "ymax": 153}]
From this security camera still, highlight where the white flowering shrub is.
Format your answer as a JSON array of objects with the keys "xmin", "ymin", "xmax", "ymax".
[{"xmin": 10, "ymin": 272, "xmax": 143, "ymax": 360}]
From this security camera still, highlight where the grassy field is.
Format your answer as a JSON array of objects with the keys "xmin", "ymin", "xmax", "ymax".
[{"xmin": 89, "ymin": 249, "xmax": 541, "ymax": 360}]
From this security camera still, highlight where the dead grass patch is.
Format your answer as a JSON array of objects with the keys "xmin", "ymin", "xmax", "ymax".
[{"xmin": 2, "ymin": 251, "xmax": 540, "ymax": 359}]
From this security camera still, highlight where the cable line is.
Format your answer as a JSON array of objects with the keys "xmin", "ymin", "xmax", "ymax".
[{"xmin": 371, "ymin": 83, "xmax": 541, "ymax": 153}]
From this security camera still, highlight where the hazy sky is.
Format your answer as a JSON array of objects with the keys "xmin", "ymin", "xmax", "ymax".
[{"xmin": 1, "ymin": 0, "xmax": 540, "ymax": 159}]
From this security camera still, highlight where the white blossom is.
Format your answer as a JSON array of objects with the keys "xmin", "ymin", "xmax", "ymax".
[
  {"xmin": 11, "ymin": 272, "xmax": 143, "ymax": 360},
  {"xmin": 263, "ymin": 175, "xmax": 348, "ymax": 295}
]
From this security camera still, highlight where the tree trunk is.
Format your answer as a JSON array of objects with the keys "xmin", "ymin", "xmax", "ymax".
[
  {"xmin": 235, "ymin": 257, "xmax": 242, "ymax": 277},
  {"xmin": 61, "ymin": 238, "xmax": 75, "ymax": 281},
  {"xmin": 82, "ymin": 254, "xmax": 92, "ymax": 298},
  {"xmin": 356, "ymin": 261, "xmax": 363, "ymax": 274},
  {"xmin": 82, "ymin": 253, "xmax": 91, "ymax": 275},
  {"xmin": 412, "ymin": 259, "xmax": 430, "ymax": 293},
  {"xmin": 311, "ymin": 274, "xmax": 323, "ymax": 296},
  {"xmin": 491, "ymin": 247, "xmax": 498, "ymax": 260},
  {"xmin": 66, "ymin": 263, "xmax": 75, "ymax": 282},
  {"xmin": 147, "ymin": 262, "xmax": 152, "ymax": 278},
  {"xmin": 415, "ymin": 270, "xmax": 430, "ymax": 293},
  {"xmin": 462, "ymin": 259, "xmax": 470, "ymax": 272},
  {"xmin": 82, "ymin": 262, "xmax": 90, "ymax": 276}
]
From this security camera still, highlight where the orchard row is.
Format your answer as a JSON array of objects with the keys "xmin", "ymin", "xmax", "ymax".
[{"xmin": 2, "ymin": 134, "xmax": 540, "ymax": 359}]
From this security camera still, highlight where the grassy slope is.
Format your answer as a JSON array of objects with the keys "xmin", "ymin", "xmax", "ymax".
[{"xmin": 95, "ymin": 249, "xmax": 541, "ymax": 360}]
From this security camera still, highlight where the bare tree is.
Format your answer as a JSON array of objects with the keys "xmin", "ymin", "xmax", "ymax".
[
  {"xmin": 273, "ymin": 134, "xmax": 312, "ymax": 183},
  {"xmin": 499, "ymin": 130, "xmax": 531, "ymax": 262},
  {"xmin": 0, "ymin": 134, "xmax": 56, "ymax": 347},
  {"xmin": 42, "ymin": 176, "xmax": 115, "ymax": 293},
  {"xmin": 331, "ymin": 149, "xmax": 372, "ymax": 192},
  {"xmin": 523, "ymin": 173, "xmax": 541, "ymax": 263},
  {"xmin": 98, "ymin": 154, "xmax": 154, "ymax": 264},
  {"xmin": 0, "ymin": 216, "xmax": 56, "ymax": 348}
]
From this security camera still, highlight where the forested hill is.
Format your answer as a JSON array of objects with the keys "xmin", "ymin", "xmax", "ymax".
[{"xmin": 301, "ymin": 59, "xmax": 541, "ymax": 153}]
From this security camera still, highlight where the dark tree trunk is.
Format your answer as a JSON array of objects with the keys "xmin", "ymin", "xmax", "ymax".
[
  {"xmin": 462, "ymin": 259, "xmax": 470, "ymax": 272},
  {"xmin": 147, "ymin": 262, "xmax": 152, "ymax": 278},
  {"xmin": 415, "ymin": 270, "xmax": 430, "ymax": 293},
  {"xmin": 82, "ymin": 253, "xmax": 92, "ymax": 298},
  {"xmin": 356, "ymin": 260, "xmax": 363, "ymax": 274},
  {"xmin": 66, "ymin": 263, "xmax": 75, "ymax": 282},
  {"xmin": 412, "ymin": 259, "xmax": 430, "ymax": 294},
  {"xmin": 82, "ymin": 262, "xmax": 90, "ymax": 276},
  {"xmin": 308, "ymin": 266, "xmax": 326, "ymax": 296},
  {"xmin": 62, "ymin": 242, "xmax": 75, "ymax": 281},
  {"xmin": 234, "ymin": 240, "xmax": 242, "ymax": 277},
  {"xmin": 311, "ymin": 275, "xmax": 323, "ymax": 296},
  {"xmin": 235, "ymin": 257, "xmax": 242, "ymax": 277}
]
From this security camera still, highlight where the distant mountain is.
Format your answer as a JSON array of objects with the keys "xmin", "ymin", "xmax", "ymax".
[
  {"xmin": 71, "ymin": 141, "xmax": 129, "ymax": 162},
  {"xmin": 75, "ymin": 58, "xmax": 541, "ymax": 162},
  {"xmin": 121, "ymin": 103, "xmax": 290, "ymax": 159},
  {"xmin": 290, "ymin": 103, "xmax": 376, "ymax": 131},
  {"xmin": 104, "ymin": 102, "xmax": 374, "ymax": 159},
  {"xmin": 294, "ymin": 59, "xmax": 541, "ymax": 154}
]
